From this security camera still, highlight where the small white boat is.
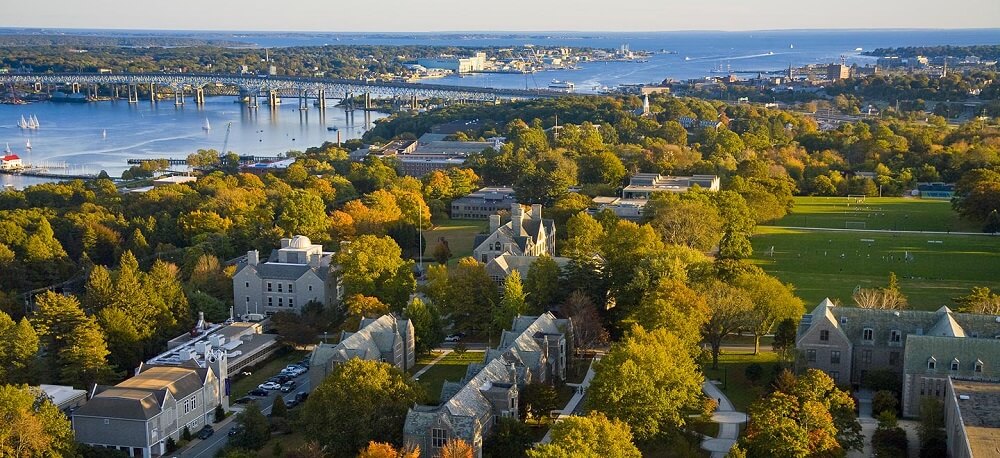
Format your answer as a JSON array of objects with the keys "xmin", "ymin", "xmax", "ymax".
[
  {"xmin": 25, "ymin": 139, "xmax": 31, "ymax": 151},
  {"xmin": 102, "ymin": 129, "xmax": 107, "ymax": 139},
  {"xmin": 855, "ymin": 47, "xmax": 863, "ymax": 52},
  {"xmin": 202, "ymin": 119, "xmax": 211, "ymax": 131},
  {"xmin": 31, "ymin": 115, "xmax": 39, "ymax": 128},
  {"xmin": 548, "ymin": 80, "xmax": 575, "ymax": 89}
]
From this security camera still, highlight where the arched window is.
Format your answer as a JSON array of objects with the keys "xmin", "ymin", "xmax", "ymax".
[{"xmin": 951, "ymin": 358, "xmax": 960, "ymax": 371}]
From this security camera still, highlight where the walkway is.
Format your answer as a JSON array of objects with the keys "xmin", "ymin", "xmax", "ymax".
[
  {"xmin": 411, "ymin": 349, "xmax": 452, "ymax": 380},
  {"xmin": 538, "ymin": 357, "xmax": 599, "ymax": 444},
  {"xmin": 701, "ymin": 380, "xmax": 747, "ymax": 458}
]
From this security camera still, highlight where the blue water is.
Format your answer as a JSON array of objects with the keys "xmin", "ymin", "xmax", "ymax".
[{"xmin": 3, "ymin": 29, "xmax": 999, "ymax": 189}]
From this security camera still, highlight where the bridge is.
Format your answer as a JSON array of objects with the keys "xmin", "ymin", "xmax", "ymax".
[{"xmin": 0, "ymin": 72, "xmax": 569, "ymax": 105}]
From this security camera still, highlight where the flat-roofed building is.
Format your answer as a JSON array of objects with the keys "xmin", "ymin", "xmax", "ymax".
[
  {"xmin": 152, "ymin": 175, "xmax": 196, "ymax": 187},
  {"xmin": 944, "ymin": 378, "xmax": 1000, "ymax": 458},
  {"xmin": 451, "ymin": 187, "xmax": 518, "ymax": 220},
  {"xmin": 38, "ymin": 384, "xmax": 88, "ymax": 415},
  {"xmin": 622, "ymin": 173, "xmax": 720, "ymax": 199},
  {"xmin": 152, "ymin": 313, "xmax": 280, "ymax": 378}
]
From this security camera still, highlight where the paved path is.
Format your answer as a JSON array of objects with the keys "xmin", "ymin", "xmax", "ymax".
[
  {"xmin": 539, "ymin": 358, "xmax": 599, "ymax": 444},
  {"xmin": 701, "ymin": 380, "xmax": 747, "ymax": 458},
  {"xmin": 411, "ymin": 349, "xmax": 453, "ymax": 379}
]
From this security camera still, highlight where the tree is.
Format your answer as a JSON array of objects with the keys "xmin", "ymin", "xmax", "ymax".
[
  {"xmin": 700, "ymin": 280, "xmax": 753, "ymax": 368},
  {"xmin": 277, "ymin": 190, "xmax": 330, "ymax": 242},
  {"xmin": 559, "ymin": 291, "xmax": 609, "ymax": 351},
  {"xmin": 232, "ymin": 401, "xmax": 270, "ymax": 450},
  {"xmin": 345, "ymin": 294, "xmax": 390, "ymax": 329},
  {"xmin": 357, "ymin": 441, "xmax": 421, "ymax": 458},
  {"xmin": 406, "ymin": 297, "xmax": 443, "ymax": 355},
  {"xmin": 0, "ymin": 385, "xmax": 76, "ymax": 457},
  {"xmin": 301, "ymin": 359, "xmax": 423, "ymax": 456},
  {"xmin": 494, "ymin": 270, "xmax": 527, "ymax": 331},
  {"xmin": 520, "ymin": 383, "xmax": 561, "ymax": 424},
  {"xmin": 32, "ymin": 291, "xmax": 115, "ymax": 387},
  {"xmin": 562, "ymin": 212, "xmax": 604, "ymax": 260},
  {"xmin": 918, "ymin": 397, "xmax": 947, "ymax": 457},
  {"xmin": 872, "ymin": 390, "xmax": 899, "ymax": 416},
  {"xmin": 527, "ymin": 412, "xmax": 641, "ymax": 458},
  {"xmin": 733, "ymin": 272, "xmax": 804, "ymax": 354},
  {"xmin": 438, "ymin": 439, "xmax": 474, "ymax": 458},
  {"xmin": 953, "ymin": 168, "xmax": 1000, "ymax": 221},
  {"xmin": 431, "ymin": 239, "xmax": 452, "ymax": 264},
  {"xmin": 0, "ymin": 314, "xmax": 39, "ymax": 384},
  {"xmin": 629, "ymin": 277, "xmax": 708, "ymax": 351},
  {"xmin": 772, "ymin": 318, "xmax": 798, "ymax": 363},
  {"xmin": 441, "ymin": 257, "xmax": 498, "ymax": 334},
  {"xmin": 271, "ymin": 394, "xmax": 287, "ymax": 418},
  {"xmin": 523, "ymin": 255, "xmax": 561, "ymax": 313},
  {"xmin": 336, "ymin": 235, "xmax": 415, "ymax": 310},
  {"xmin": 484, "ymin": 417, "xmax": 533, "ymax": 458},
  {"xmin": 586, "ymin": 327, "xmax": 704, "ymax": 440},
  {"xmin": 954, "ymin": 286, "xmax": 1000, "ymax": 315},
  {"xmin": 645, "ymin": 193, "xmax": 724, "ymax": 251}
]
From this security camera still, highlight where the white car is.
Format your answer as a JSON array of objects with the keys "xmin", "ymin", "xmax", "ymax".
[
  {"xmin": 258, "ymin": 381, "xmax": 281, "ymax": 391},
  {"xmin": 445, "ymin": 334, "xmax": 462, "ymax": 343}
]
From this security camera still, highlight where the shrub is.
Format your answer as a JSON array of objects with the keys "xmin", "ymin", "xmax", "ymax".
[
  {"xmin": 872, "ymin": 390, "xmax": 899, "ymax": 416},
  {"xmin": 182, "ymin": 426, "xmax": 191, "ymax": 441},
  {"xmin": 214, "ymin": 404, "xmax": 226, "ymax": 423},
  {"xmin": 165, "ymin": 437, "xmax": 177, "ymax": 453},
  {"xmin": 873, "ymin": 426, "xmax": 908, "ymax": 458},
  {"xmin": 744, "ymin": 363, "xmax": 763, "ymax": 385}
]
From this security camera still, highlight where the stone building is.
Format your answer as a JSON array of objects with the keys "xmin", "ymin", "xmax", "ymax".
[
  {"xmin": 308, "ymin": 314, "xmax": 415, "ymax": 389},
  {"xmin": 797, "ymin": 299, "xmax": 1000, "ymax": 417},
  {"xmin": 404, "ymin": 313, "xmax": 572, "ymax": 457},
  {"xmin": 944, "ymin": 378, "xmax": 1000, "ymax": 458},
  {"xmin": 472, "ymin": 203, "xmax": 555, "ymax": 265},
  {"xmin": 232, "ymin": 235, "xmax": 342, "ymax": 318},
  {"xmin": 450, "ymin": 187, "xmax": 518, "ymax": 220}
]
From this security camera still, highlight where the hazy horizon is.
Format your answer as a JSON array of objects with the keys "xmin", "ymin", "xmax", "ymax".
[{"xmin": 3, "ymin": 0, "xmax": 998, "ymax": 33}]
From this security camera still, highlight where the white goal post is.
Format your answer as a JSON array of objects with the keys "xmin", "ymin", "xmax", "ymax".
[
  {"xmin": 845, "ymin": 221, "xmax": 867, "ymax": 230},
  {"xmin": 846, "ymin": 194, "xmax": 867, "ymax": 205}
]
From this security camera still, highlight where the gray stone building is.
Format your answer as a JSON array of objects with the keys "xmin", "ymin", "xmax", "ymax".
[
  {"xmin": 797, "ymin": 299, "xmax": 1000, "ymax": 417},
  {"xmin": 944, "ymin": 378, "xmax": 1000, "ymax": 458},
  {"xmin": 72, "ymin": 354, "xmax": 228, "ymax": 458},
  {"xmin": 483, "ymin": 252, "xmax": 570, "ymax": 286},
  {"xmin": 404, "ymin": 313, "xmax": 572, "ymax": 457},
  {"xmin": 472, "ymin": 204, "xmax": 555, "ymax": 265},
  {"xmin": 308, "ymin": 314, "xmax": 415, "ymax": 389},
  {"xmin": 450, "ymin": 187, "xmax": 518, "ymax": 220},
  {"xmin": 232, "ymin": 235, "xmax": 342, "ymax": 318}
]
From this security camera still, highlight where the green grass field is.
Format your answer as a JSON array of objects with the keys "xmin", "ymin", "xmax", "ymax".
[
  {"xmin": 412, "ymin": 350, "xmax": 485, "ymax": 404},
  {"xmin": 703, "ymin": 351, "xmax": 782, "ymax": 412},
  {"xmin": 772, "ymin": 196, "xmax": 980, "ymax": 232},
  {"xmin": 423, "ymin": 219, "xmax": 488, "ymax": 264},
  {"xmin": 751, "ymin": 226, "xmax": 1000, "ymax": 309}
]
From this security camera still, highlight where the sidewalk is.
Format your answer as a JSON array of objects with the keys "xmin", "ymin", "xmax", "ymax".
[
  {"xmin": 701, "ymin": 380, "xmax": 747, "ymax": 458},
  {"xmin": 538, "ymin": 357, "xmax": 599, "ymax": 444},
  {"xmin": 411, "ymin": 349, "xmax": 453, "ymax": 379}
]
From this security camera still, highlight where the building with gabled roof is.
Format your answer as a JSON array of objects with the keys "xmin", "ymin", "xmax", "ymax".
[
  {"xmin": 72, "ymin": 354, "xmax": 228, "ymax": 458},
  {"xmin": 404, "ymin": 313, "xmax": 572, "ymax": 457},
  {"xmin": 473, "ymin": 203, "xmax": 555, "ymax": 265},
  {"xmin": 308, "ymin": 314, "xmax": 415, "ymax": 388},
  {"xmin": 796, "ymin": 299, "xmax": 1000, "ymax": 418},
  {"xmin": 232, "ymin": 235, "xmax": 342, "ymax": 318}
]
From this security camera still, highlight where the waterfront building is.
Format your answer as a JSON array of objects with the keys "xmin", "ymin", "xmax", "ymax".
[
  {"xmin": 472, "ymin": 203, "xmax": 555, "ymax": 265},
  {"xmin": 827, "ymin": 63, "xmax": 851, "ymax": 80},
  {"xmin": 796, "ymin": 299, "xmax": 1000, "ymax": 417},
  {"xmin": 152, "ymin": 175, "xmax": 196, "ymax": 187},
  {"xmin": 361, "ymin": 134, "xmax": 496, "ymax": 177},
  {"xmin": 1, "ymin": 154, "xmax": 23, "ymax": 170},
  {"xmin": 232, "ymin": 235, "xmax": 342, "ymax": 318},
  {"xmin": 308, "ymin": 314, "xmax": 415, "ymax": 388},
  {"xmin": 417, "ymin": 53, "xmax": 488, "ymax": 74},
  {"xmin": 450, "ymin": 187, "xmax": 518, "ymax": 220}
]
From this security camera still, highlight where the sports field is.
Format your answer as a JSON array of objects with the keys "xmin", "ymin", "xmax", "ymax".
[
  {"xmin": 751, "ymin": 226, "xmax": 1000, "ymax": 310},
  {"xmin": 771, "ymin": 196, "xmax": 980, "ymax": 232}
]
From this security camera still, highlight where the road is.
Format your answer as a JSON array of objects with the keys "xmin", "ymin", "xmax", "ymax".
[{"xmin": 178, "ymin": 369, "xmax": 314, "ymax": 458}]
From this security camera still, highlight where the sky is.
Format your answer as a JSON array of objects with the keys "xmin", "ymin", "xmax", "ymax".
[{"xmin": 3, "ymin": 0, "xmax": 999, "ymax": 32}]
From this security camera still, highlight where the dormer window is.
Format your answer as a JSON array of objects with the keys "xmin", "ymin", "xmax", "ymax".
[
  {"xmin": 975, "ymin": 360, "xmax": 984, "ymax": 373},
  {"xmin": 840, "ymin": 317, "xmax": 848, "ymax": 325},
  {"xmin": 863, "ymin": 328, "xmax": 874, "ymax": 341},
  {"xmin": 928, "ymin": 357, "xmax": 937, "ymax": 370},
  {"xmin": 951, "ymin": 359, "xmax": 960, "ymax": 371}
]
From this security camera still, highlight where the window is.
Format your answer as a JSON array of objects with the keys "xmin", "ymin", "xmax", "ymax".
[
  {"xmin": 951, "ymin": 359, "xmax": 960, "ymax": 371},
  {"xmin": 890, "ymin": 330, "xmax": 901, "ymax": 343},
  {"xmin": 308, "ymin": 285, "xmax": 313, "ymax": 292},
  {"xmin": 830, "ymin": 371, "xmax": 839, "ymax": 383},
  {"xmin": 862, "ymin": 349, "xmax": 872, "ymax": 364},
  {"xmin": 928, "ymin": 357, "xmax": 937, "ymax": 370},
  {"xmin": 820, "ymin": 330, "xmax": 829, "ymax": 341},
  {"xmin": 267, "ymin": 282, "xmax": 272, "ymax": 292},
  {"xmin": 289, "ymin": 283, "xmax": 293, "ymax": 293},
  {"xmin": 862, "ymin": 328, "xmax": 874, "ymax": 341},
  {"xmin": 807, "ymin": 349, "xmax": 816, "ymax": 362},
  {"xmin": 288, "ymin": 298, "xmax": 294, "ymax": 308},
  {"xmin": 245, "ymin": 296, "xmax": 249, "ymax": 303},
  {"xmin": 975, "ymin": 360, "xmax": 984, "ymax": 373},
  {"xmin": 245, "ymin": 282, "xmax": 249, "ymax": 288},
  {"xmin": 831, "ymin": 351, "xmax": 841, "ymax": 364},
  {"xmin": 268, "ymin": 297, "xmax": 273, "ymax": 306},
  {"xmin": 840, "ymin": 317, "xmax": 848, "ymax": 325},
  {"xmin": 278, "ymin": 284, "xmax": 283, "ymax": 293},
  {"xmin": 278, "ymin": 297, "xmax": 283, "ymax": 307},
  {"xmin": 431, "ymin": 429, "xmax": 448, "ymax": 448},
  {"xmin": 889, "ymin": 351, "xmax": 900, "ymax": 366}
]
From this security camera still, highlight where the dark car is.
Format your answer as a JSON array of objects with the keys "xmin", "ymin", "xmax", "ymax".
[
  {"xmin": 248, "ymin": 388, "xmax": 269, "ymax": 397},
  {"xmin": 196, "ymin": 425, "xmax": 214, "ymax": 440},
  {"xmin": 298, "ymin": 358, "xmax": 311, "ymax": 368},
  {"xmin": 284, "ymin": 398, "xmax": 299, "ymax": 409},
  {"xmin": 228, "ymin": 425, "xmax": 244, "ymax": 437},
  {"xmin": 280, "ymin": 380, "xmax": 297, "ymax": 392},
  {"xmin": 294, "ymin": 391, "xmax": 309, "ymax": 403},
  {"xmin": 270, "ymin": 374, "xmax": 291, "ymax": 384},
  {"xmin": 233, "ymin": 396, "xmax": 255, "ymax": 405}
]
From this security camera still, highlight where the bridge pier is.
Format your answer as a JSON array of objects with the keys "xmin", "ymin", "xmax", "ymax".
[
  {"xmin": 317, "ymin": 89, "xmax": 326, "ymax": 110},
  {"xmin": 364, "ymin": 92, "xmax": 372, "ymax": 111},
  {"xmin": 33, "ymin": 82, "xmax": 41, "ymax": 92},
  {"xmin": 268, "ymin": 90, "xmax": 279, "ymax": 109},
  {"xmin": 411, "ymin": 95, "xmax": 418, "ymax": 110},
  {"xmin": 127, "ymin": 84, "xmax": 138, "ymax": 103},
  {"xmin": 298, "ymin": 89, "xmax": 308, "ymax": 111},
  {"xmin": 195, "ymin": 88, "xmax": 205, "ymax": 105},
  {"xmin": 71, "ymin": 83, "xmax": 80, "ymax": 94},
  {"xmin": 150, "ymin": 83, "xmax": 156, "ymax": 103},
  {"xmin": 174, "ymin": 87, "xmax": 184, "ymax": 106}
]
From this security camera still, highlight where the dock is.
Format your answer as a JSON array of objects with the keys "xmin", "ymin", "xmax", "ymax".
[{"xmin": 0, "ymin": 168, "xmax": 97, "ymax": 180}]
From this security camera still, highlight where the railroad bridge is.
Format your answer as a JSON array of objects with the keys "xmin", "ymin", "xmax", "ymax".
[{"xmin": 0, "ymin": 72, "xmax": 568, "ymax": 107}]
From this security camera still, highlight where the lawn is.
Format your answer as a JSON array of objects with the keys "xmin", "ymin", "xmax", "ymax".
[
  {"xmin": 771, "ymin": 196, "xmax": 980, "ymax": 232},
  {"xmin": 423, "ymin": 218, "xmax": 488, "ymax": 264},
  {"xmin": 703, "ymin": 351, "xmax": 782, "ymax": 413},
  {"xmin": 413, "ymin": 350, "xmax": 485, "ymax": 404},
  {"xmin": 230, "ymin": 350, "xmax": 310, "ymax": 399},
  {"xmin": 750, "ymin": 226, "xmax": 1000, "ymax": 309}
]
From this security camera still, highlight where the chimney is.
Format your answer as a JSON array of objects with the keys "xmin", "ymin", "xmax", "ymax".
[
  {"xmin": 511, "ymin": 204, "xmax": 523, "ymax": 236},
  {"xmin": 489, "ymin": 214, "xmax": 501, "ymax": 234},
  {"xmin": 531, "ymin": 204, "xmax": 542, "ymax": 221},
  {"xmin": 247, "ymin": 250, "xmax": 259, "ymax": 266}
]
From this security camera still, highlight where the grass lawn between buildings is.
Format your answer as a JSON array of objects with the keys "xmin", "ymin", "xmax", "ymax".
[
  {"xmin": 230, "ymin": 350, "xmax": 310, "ymax": 400},
  {"xmin": 423, "ymin": 218, "xmax": 488, "ymax": 265},
  {"xmin": 412, "ymin": 350, "xmax": 485, "ymax": 404},
  {"xmin": 702, "ymin": 351, "xmax": 783, "ymax": 413},
  {"xmin": 771, "ymin": 196, "xmax": 981, "ymax": 232},
  {"xmin": 750, "ymin": 226, "xmax": 1000, "ymax": 309}
]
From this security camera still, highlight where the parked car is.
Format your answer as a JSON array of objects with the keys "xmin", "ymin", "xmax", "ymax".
[
  {"xmin": 248, "ymin": 389, "xmax": 270, "ymax": 397},
  {"xmin": 284, "ymin": 398, "xmax": 299, "ymax": 409},
  {"xmin": 233, "ymin": 396, "xmax": 255, "ymax": 405},
  {"xmin": 258, "ymin": 381, "xmax": 281, "ymax": 391},
  {"xmin": 280, "ymin": 380, "xmax": 297, "ymax": 392},
  {"xmin": 196, "ymin": 425, "xmax": 214, "ymax": 440},
  {"xmin": 270, "ymin": 375, "xmax": 291, "ymax": 384},
  {"xmin": 298, "ymin": 358, "xmax": 311, "ymax": 368},
  {"xmin": 228, "ymin": 425, "xmax": 244, "ymax": 437},
  {"xmin": 445, "ymin": 334, "xmax": 462, "ymax": 342},
  {"xmin": 294, "ymin": 391, "xmax": 309, "ymax": 403}
]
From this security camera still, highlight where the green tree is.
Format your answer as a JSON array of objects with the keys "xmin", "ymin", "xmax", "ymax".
[
  {"xmin": 645, "ymin": 192, "xmax": 724, "ymax": 251},
  {"xmin": 918, "ymin": 397, "xmax": 947, "ymax": 457},
  {"xmin": 336, "ymin": 235, "xmax": 414, "ymax": 310},
  {"xmin": 586, "ymin": 327, "xmax": 704, "ymax": 439},
  {"xmin": 301, "ymin": 359, "xmax": 423, "ymax": 457},
  {"xmin": 701, "ymin": 280, "xmax": 753, "ymax": 368},
  {"xmin": 406, "ymin": 297, "xmax": 443, "ymax": 355},
  {"xmin": 2, "ymin": 317, "xmax": 39, "ymax": 383},
  {"xmin": 520, "ymin": 383, "xmax": 561, "ymax": 424},
  {"xmin": 232, "ymin": 401, "xmax": 270, "ymax": 450},
  {"xmin": 528, "ymin": 412, "xmax": 641, "ymax": 458},
  {"xmin": 733, "ymin": 272, "xmax": 804, "ymax": 355},
  {"xmin": 277, "ymin": 190, "xmax": 330, "ymax": 242},
  {"xmin": 524, "ymin": 255, "xmax": 561, "ymax": 313},
  {"xmin": 629, "ymin": 277, "xmax": 708, "ymax": 351},
  {"xmin": 484, "ymin": 417, "xmax": 534, "ymax": 458},
  {"xmin": 32, "ymin": 291, "xmax": 115, "ymax": 387},
  {"xmin": 494, "ymin": 270, "xmax": 528, "ymax": 331},
  {"xmin": 772, "ymin": 318, "xmax": 798, "ymax": 363},
  {"xmin": 441, "ymin": 257, "xmax": 499, "ymax": 334},
  {"xmin": 271, "ymin": 395, "xmax": 287, "ymax": 418},
  {"xmin": 0, "ymin": 384, "xmax": 76, "ymax": 457}
]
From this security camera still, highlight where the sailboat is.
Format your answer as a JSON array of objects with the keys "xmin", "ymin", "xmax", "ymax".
[
  {"xmin": 17, "ymin": 115, "xmax": 28, "ymax": 129},
  {"xmin": 202, "ymin": 118, "xmax": 211, "ymax": 131},
  {"xmin": 25, "ymin": 140, "xmax": 31, "ymax": 151},
  {"xmin": 30, "ymin": 115, "xmax": 39, "ymax": 128},
  {"xmin": 3, "ymin": 143, "xmax": 11, "ymax": 154},
  {"xmin": 102, "ymin": 129, "xmax": 107, "ymax": 139}
]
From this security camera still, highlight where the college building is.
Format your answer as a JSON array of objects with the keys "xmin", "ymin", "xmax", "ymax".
[
  {"xmin": 472, "ymin": 203, "xmax": 555, "ymax": 265},
  {"xmin": 796, "ymin": 299, "xmax": 1000, "ymax": 417},
  {"xmin": 308, "ymin": 314, "xmax": 415, "ymax": 389},
  {"xmin": 450, "ymin": 187, "xmax": 519, "ymax": 220},
  {"xmin": 591, "ymin": 173, "xmax": 720, "ymax": 220},
  {"xmin": 232, "ymin": 235, "xmax": 342, "ymax": 318}
]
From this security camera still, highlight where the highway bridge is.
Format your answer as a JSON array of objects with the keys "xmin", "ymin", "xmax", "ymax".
[{"xmin": 0, "ymin": 72, "xmax": 569, "ymax": 104}]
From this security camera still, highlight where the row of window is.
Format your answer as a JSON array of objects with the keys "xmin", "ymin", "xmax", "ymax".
[
  {"xmin": 927, "ymin": 357, "xmax": 984, "ymax": 373},
  {"xmin": 244, "ymin": 296, "xmax": 298, "ymax": 308},
  {"xmin": 818, "ymin": 328, "xmax": 902, "ymax": 343},
  {"xmin": 805, "ymin": 349, "xmax": 901, "ymax": 366},
  {"xmin": 181, "ymin": 396, "xmax": 197, "ymax": 415},
  {"xmin": 245, "ymin": 281, "xmax": 314, "ymax": 293}
]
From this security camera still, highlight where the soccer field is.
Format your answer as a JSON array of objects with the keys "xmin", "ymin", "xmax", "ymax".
[
  {"xmin": 751, "ymin": 226, "xmax": 1000, "ymax": 310},
  {"xmin": 771, "ymin": 196, "xmax": 981, "ymax": 233}
]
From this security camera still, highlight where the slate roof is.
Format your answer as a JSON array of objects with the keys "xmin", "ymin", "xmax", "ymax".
[
  {"xmin": 903, "ymin": 335, "xmax": 1000, "ymax": 377},
  {"xmin": 73, "ymin": 366, "xmax": 207, "ymax": 420},
  {"xmin": 799, "ymin": 299, "xmax": 1000, "ymax": 344},
  {"xmin": 310, "ymin": 315, "xmax": 407, "ymax": 368}
]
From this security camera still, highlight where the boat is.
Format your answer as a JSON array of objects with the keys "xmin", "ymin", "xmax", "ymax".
[
  {"xmin": 17, "ymin": 115, "xmax": 27, "ymax": 129},
  {"xmin": 102, "ymin": 129, "xmax": 107, "ymax": 139},
  {"xmin": 548, "ymin": 80, "xmax": 575, "ymax": 89},
  {"xmin": 326, "ymin": 126, "xmax": 339, "ymax": 131},
  {"xmin": 31, "ymin": 115, "xmax": 39, "ymax": 128},
  {"xmin": 790, "ymin": 44, "xmax": 794, "ymax": 49},
  {"xmin": 855, "ymin": 47, "xmax": 863, "ymax": 52},
  {"xmin": 202, "ymin": 119, "xmax": 211, "ymax": 131},
  {"xmin": 3, "ymin": 143, "xmax": 10, "ymax": 154},
  {"xmin": 25, "ymin": 140, "xmax": 31, "ymax": 151},
  {"xmin": 17, "ymin": 115, "xmax": 39, "ymax": 130}
]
